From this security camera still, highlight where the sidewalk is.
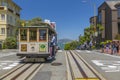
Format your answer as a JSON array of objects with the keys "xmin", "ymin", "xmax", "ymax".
[{"xmin": 93, "ymin": 49, "xmax": 120, "ymax": 56}]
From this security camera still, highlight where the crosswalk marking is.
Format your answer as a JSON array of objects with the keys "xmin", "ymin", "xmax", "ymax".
[
  {"xmin": 0, "ymin": 61, "xmax": 19, "ymax": 70},
  {"xmin": 0, "ymin": 61, "xmax": 20, "ymax": 63},
  {"xmin": 0, "ymin": 52, "xmax": 16, "ymax": 58},
  {"xmin": 58, "ymin": 50, "xmax": 62, "ymax": 52},
  {"xmin": 3, "ymin": 67, "xmax": 13, "ymax": 70},
  {"xmin": 76, "ymin": 50, "xmax": 81, "ymax": 52},
  {"xmin": 92, "ymin": 60, "xmax": 120, "ymax": 72},
  {"xmin": 77, "ymin": 50, "xmax": 120, "ymax": 59}
]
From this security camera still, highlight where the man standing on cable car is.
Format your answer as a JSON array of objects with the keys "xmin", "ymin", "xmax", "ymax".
[
  {"xmin": 48, "ymin": 34, "xmax": 56, "ymax": 60},
  {"xmin": 51, "ymin": 34, "xmax": 56, "ymax": 58}
]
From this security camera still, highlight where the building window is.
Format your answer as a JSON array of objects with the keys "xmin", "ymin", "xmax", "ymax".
[
  {"xmin": 1, "ymin": 2, "xmax": 7, "ymax": 6},
  {"xmin": 16, "ymin": 9, "xmax": 20, "ymax": 14},
  {"xmin": 1, "ymin": 28, "xmax": 5, "ymax": 34},
  {"xmin": 1, "ymin": 14, "xmax": 5, "ymax": 21},
  {"xmin": 118, "ymin": 7, "xmax": 120, "ymax": 17},
  {"xmin": 39, "ymin": 29, "xmax": 47, "ymax": 41},
  {"xmin": 15, "ymin": 18, "xmax": 16, "ymax": 24},
  {"xmin": 10, "ymin": 16, "xmax": 12, "ymax": 23},
  {"xmin": 118, "ymin": 24, "xmax": 120, "ymax": 34},
  {"xmin": 7, "ymin": 14, "xmax": 10, "ymax": 22},
  {"xmin": 98, "ymin": 12, "xmax": 102, "ymax": 23}
]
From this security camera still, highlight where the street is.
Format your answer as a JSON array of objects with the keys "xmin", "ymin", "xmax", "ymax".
[
  {"xmin": 0, "ymin": 49, "xmax": 21, "ymax": 77},
  {"xmin": 76, "ymin": 50, "xmax": 120, "ymax": 80},
  {"xmin": 0, "ymin": 50, "xmax": 120, "ymax": 80}
]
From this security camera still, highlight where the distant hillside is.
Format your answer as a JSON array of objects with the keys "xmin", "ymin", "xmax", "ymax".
[
  {"xmin": 58, "ymin": 39, "xmax": 72, "ymax": 44},
  {"xmin": 58, "ymin": 39, "xmax": 72, "ymax": 50}
]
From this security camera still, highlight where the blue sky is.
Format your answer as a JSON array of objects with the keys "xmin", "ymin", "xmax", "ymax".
[{"xmin": 14, "ymin": 0, "xmax": 105, "ymax": 40}]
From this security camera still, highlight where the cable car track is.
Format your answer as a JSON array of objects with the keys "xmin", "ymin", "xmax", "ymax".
[
  {"xmin": 0, "ymin": 63, "xmax": 44, "ymax": 80},
  {"xmin": 65, "ymin": 50, "xmax": 106, "ymax": 80}
]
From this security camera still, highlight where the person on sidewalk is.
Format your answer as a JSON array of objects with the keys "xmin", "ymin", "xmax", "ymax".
[
  {"xmin": 106, "ymin": 43, "xmax": 109, "ymax": 54},
  {"xmin": 101, "ymin": 44, "xmax": 104, "ymax": 53},
  {"xmin": 116, "ymin": 41, "xmax": 119, "ymax": 54},
  {"xmin": 112, "ymin": 42, "xmax": 117, "ymax": 55},
  {"xmin": 89, "ymin": 40, "xmax": 92, "ymax": 50}
]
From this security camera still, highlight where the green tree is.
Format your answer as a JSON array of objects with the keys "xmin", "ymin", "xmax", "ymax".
[
  {"xmin": 97, "ymin": 24, "xmax": 104, "ymax": 32},
  {"xmin": 83, "ymin": 26, "xmax": 92, "ymax": 43},
  {"xmin": 25, "ymin": 17, "xmax": 50, "ymax": 26},
  {"xmin": 16, "ymin": 19, "xmax": 26, "ymax": 27},
  {"xmin": 3, "ymin": 37, "xmax": 17, "ymax": 49},
  {"xmin": 64, "ymin": 43, "xmax": 71, "ymax": 50},
  {"xmin": 27, "ymin": 17, "xmax": 42, "ymax": 26},
  {"xmin": 16, "ymin": 17, "xmax": 48, "ymax": 27},
  {"xmin": 96, "ymin": 24, "xmax": 104, "ymax": 43},
  {"xmin": 79, "ymin": 36, "xmax": 86, "ymax": 44},
  {"xmin": 64, "ymin": 41, "xmax": 79, "ymax": 50},
  {"xmin": 115, "ymin": 34, "xmax": 120, "ymax": 40},
  {"xmin": 90, "ymin": 25, "xmax": 95, "ymax": 34}
]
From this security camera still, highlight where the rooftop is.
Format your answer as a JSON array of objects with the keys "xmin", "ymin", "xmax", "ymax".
[{"xmin": 105, "ymin": 1, "xmax": 120, "ymax": 9}]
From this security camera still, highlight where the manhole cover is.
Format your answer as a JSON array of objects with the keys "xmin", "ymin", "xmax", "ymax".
[{"xmin": 51, "ymin": 62, "xmax": 62, "ymax": 66}]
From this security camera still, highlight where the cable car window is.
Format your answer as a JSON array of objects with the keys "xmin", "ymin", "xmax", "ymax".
[
  {"xmin": 39, "ymin": 29, "xmax": 46, "ymax": 41},
  {"xmin": 29, "ymin": 29, "xmax": 37, "ymax": 41},
  {"xmin": 20, "ymin": 29, "xmax": 27, "ymax": 41}
]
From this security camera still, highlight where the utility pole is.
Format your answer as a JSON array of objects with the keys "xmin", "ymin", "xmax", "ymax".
[
  {"xmin": 82, "ymin": 0, "xmax": 97, "ymax": 45},
  {"xmin": 94, "ymin": 3, "xmax": 96, "ymax": 32}
]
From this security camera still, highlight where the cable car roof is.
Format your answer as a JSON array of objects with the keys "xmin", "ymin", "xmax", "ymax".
[{"xmin": 18, "ymin": 26, "xmax": 56, "ymax": 34}]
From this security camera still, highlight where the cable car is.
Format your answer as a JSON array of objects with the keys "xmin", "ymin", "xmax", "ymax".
[{"xmin": 17, "ymin": 25, "xmax": 57, "ymax": 61}]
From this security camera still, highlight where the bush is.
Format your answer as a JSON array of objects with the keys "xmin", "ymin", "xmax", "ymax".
[
  {"xmin": 3, "ymin": 37, "xmax": 17, "ymax": 49},
  {"xmin": 100, "ymin": 42, "xmax": 104, "ymax": 45},
  {"xmin": 106, "ymin": 40, "xmax": 112, "ymax": 43},
  {"xmin": 115, "ymin": 34, "xmax": 120, "ymax": 40},
  {"xmin": 92, "ymin": 46, "xmax": 95, "ymax": 49}
]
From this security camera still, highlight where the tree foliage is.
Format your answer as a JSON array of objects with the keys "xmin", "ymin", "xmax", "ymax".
[
  {"xmin": 97, "ymin": 24, "xmax": 104, "ymax": 31},
  {"xmin": 3, "ymin": 37, "xmax": 17, "ymax": 49},
  {"xmin": 64, "ymin": 41, "xmax": 79, "ymax": 50},
  {"xmin": 64, "ymin": 43, "xmax": 71, "ymax": 50},
  {"xmin": 78, "ymin": 24, "xmax": 104, "ymax": 48},
  {"xmin": 64, "ymin": 24, "xmax": 105, "ymax": 50},
  {"xmin": 115, "ymin": 34, "xmax": 120, "ymax": 40},
  {"xmin": 17, "ymin": 17, "xmax": 50, "ymax": 27},
  {"xmin": 26, "ymin": 17, "xmax": 43, "ymax": 26}
]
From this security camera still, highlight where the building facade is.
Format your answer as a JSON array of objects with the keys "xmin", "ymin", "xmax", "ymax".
[
  {"xmin": 0, "ymin": 0, "xmax": 21, "ymax": 43},
  {"xmin": 98, "ymin": 1, "xmax": 120, "ymax": 40},
  {"xmin": 89, "ymin": 16, "xmax": 99, "ymax": 43},
  {"xmin": 90, "ymin": 16, "xmax": 97, "ymax": 26}
]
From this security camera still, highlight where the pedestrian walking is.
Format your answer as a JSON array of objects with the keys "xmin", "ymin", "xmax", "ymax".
[
  {"xmin": 106, "ymin": 43, "xmax": 109, "ymax": 53},
  {"xmin": 116, "ymin": 41, "xmax": 119, "ymax": 53},
  {"xmin": 112, "ymin": 42, "xmax": 117, "ymax": 55},
  {"xmin": 101, "ymin": 44, "xmax": 104, "ymax": 53},
  {"xmin": 89, "ymin": 40, "xmax": 92, "ymax": 50}
]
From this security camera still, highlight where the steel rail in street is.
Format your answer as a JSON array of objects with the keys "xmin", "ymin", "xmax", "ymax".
[
  {"xmin": 0, "ymin": 63, "xmax": 44, "ymax": 80},
  {"xmin": 74, "ymin": 50, "xmax": 107, "ymax": 80},
  {"xmin": 65, "ymin": 50, "xmax": 106, "ymax": 80}
]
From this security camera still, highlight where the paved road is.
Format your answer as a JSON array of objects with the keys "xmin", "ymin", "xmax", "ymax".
[
  {"xmin": 76, "ymin": 50, "xmax": 120, "ymax": 80},
  {"xmin": 1, "ymin": 49, "xmax": 120, "ymax": 80},
  {"xmin": 32, "ymin": 50, "xmax": 66, "ymax": 80},
  {"xmin": 0, "ymin": 50, "xmax": 21, "ymax": 76},
  {"xmin": 0, "ymin": 50, "xmax": 67, "ymax": 80}
]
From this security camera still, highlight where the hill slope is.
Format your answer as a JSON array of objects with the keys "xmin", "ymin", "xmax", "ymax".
[{"xmin": 58, "ymin": 39, "xmax": 72, "ymax": 49}]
